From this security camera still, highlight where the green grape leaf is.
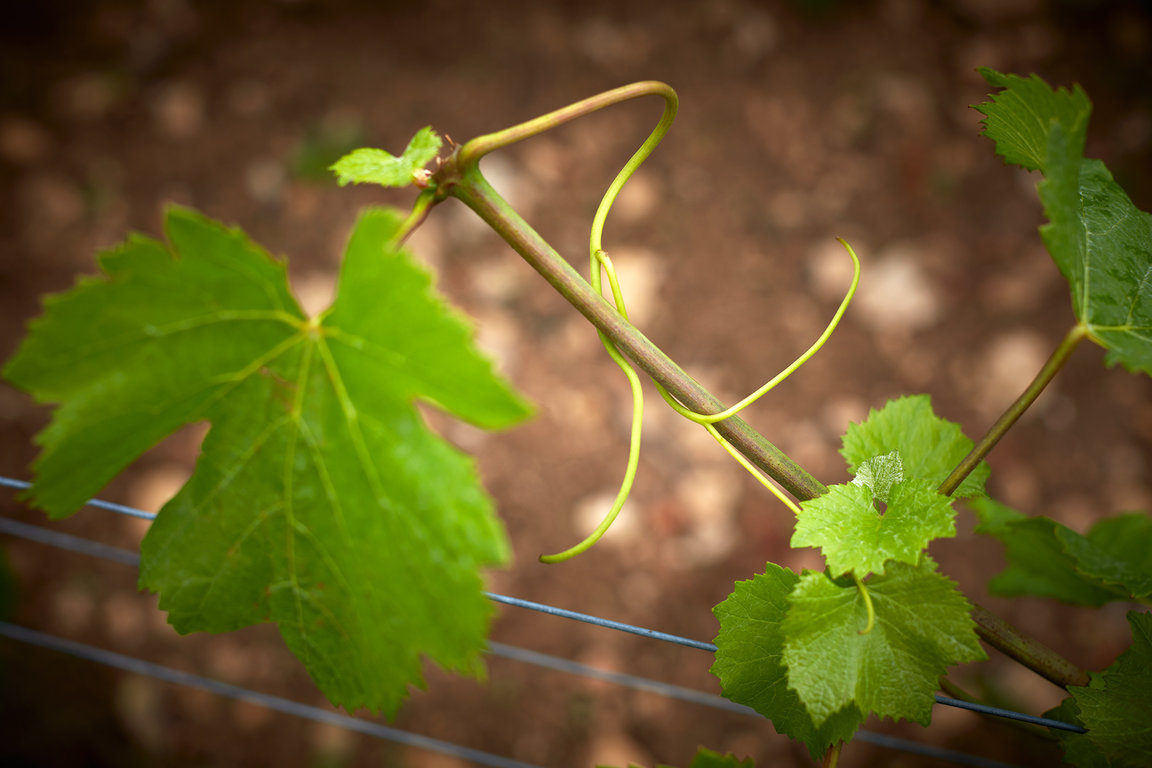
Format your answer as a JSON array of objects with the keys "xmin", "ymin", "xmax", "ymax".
[
  {"xmin": 792, "ymin": 476, "xmax": 956, "ymax": 577},
  {"xmin": 1047, "ymin": 697, "xmax": 1113, "ymax": 768},
  {"xmin": 1063, "ymin": 514, "xmax": 1152, "ymax": 598},
  {"xmin": 597, "ymin": 747, "xmax": 755, "ymax": 768},
  {"xmin": 3, "ymin": 206, "xmax": 532, "ymax": 714},
  {"xmin": 976, "ymin": 69, "xmax": 1152, "ymax": 377},
  {"xmin": 330, "ymin": 126, "xmax": 442, "ymax": 187},
  {"xmin": 1067, "ymin": 612, "xmax": 1152, "ymax": 767},
  {"xmin": 972, "ymin": 499, "xmax": 1152, "ymax": 605},
  {"xmin": 973, "ymin": 68, "xmax": 1091, "ymax": 173},
  {"xmin": 687, "ymin": 748, "xmax": 756, "ymax": 768},
  {"xmin": 782, "ymin": 560, "xmax": 986, "ymax": 727},
  {"xmin": 711, "ymin": 563, "xmax": 864, "ymax": 760},
  {"xmin": 840, "ymin": 395, "xmax": 989, "ymax": 499}
]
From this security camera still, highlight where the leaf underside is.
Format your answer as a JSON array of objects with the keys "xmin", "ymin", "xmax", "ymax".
[{"xmin": 3, "ymin": 206, "xmax": 532, "ymax": 714}]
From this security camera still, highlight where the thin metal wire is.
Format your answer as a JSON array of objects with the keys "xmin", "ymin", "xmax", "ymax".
[
  {"xmin": 485, "ymin": 591, "xmax": 715, "ymax": 652},
  {"xmin": 487, "ymin": 641, "xmax": 750, "ymax": 714},
  {"xmin": 0, "ymin": 516, "xmax": 141, "ymax": 567},
  {"xmin": 0, "ymin": 477, "xmax": 154, "ymax": 520},
  {"xmin": 486, "ymin": 643, "xmax": 1021, "ymax": 768},
  {"xmin": 487, "ymin": 591, "xmax": 1086, "ymax": 735},
  {"xmin": 935, "ymin": 697, "xmax": 1083, "ymax": 733},
  {"xmin": 0, "ymin": 518, "xmax": 1020, "ymax": 768},
  {"xmin": 0, "ymin": 621, "xmax": 542, "ymax": 768},
  {"xmin": 0, "ymin": 477, "xmax": 1088, "ymax": 740}
]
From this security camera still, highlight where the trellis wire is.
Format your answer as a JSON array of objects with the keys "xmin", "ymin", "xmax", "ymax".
[
  {"xmin": 0, "ymin": 519, "xmax": 1020, "ymax": 768},
  {"xmin": 0, "ymin": 477, "xmax": 1085, "ymax": 760},
  {"xmin": 0, "ymin": 621, "xmax": 541, "ymax": 768}
]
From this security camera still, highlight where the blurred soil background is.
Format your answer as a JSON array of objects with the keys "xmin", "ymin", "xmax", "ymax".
[{"xmin": 2, "ymin": 1, "xmax": 1152, "ymax": 766}]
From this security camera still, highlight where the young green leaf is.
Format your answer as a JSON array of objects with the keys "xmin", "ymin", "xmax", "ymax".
[
  {"xmin": 851, "ymin": 450, "xmax": 904, "ymax": 500},
  {"xmin": 685, "ymin": 748, "xmax": 756, "ymax": 768},
  {"xmin": 792, "ymin": 476, "xmax": 956, "ymax": 577},
  {"xmin": 972, "ymin": 499, "xmax": 1152, "ymax": 605},
  {"xmin": 596, "ymin": 747, "xmax": 755, "ymax": 768},
  {"xmin": 782, "ymin": 560, "xmax": 986, "ymax": 727},
  {"xmin": 330, "ymin": 126, "xmax": 442, "ymax": 188},
  {"xmin": 839, "ymin": 395, "xmax": 989, "ymax": 499},
  {"xmin": 3, "ymin": 206, "xmax": 532, "ymax": 714},
  {"xmin": 976, "ymin": 69, "xmax": 1152, "ymax": 377},
  {"xmin": 711, "ymin": 563, "xmax": 864, "ymax": 760},
  {"xmin": 1063, "ymin": 611, "xmax": 1152, "ymax": 767}
]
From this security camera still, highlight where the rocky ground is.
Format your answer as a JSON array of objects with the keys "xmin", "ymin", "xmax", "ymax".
[{"xmin": 2, "ymin": 1, "xmax": 1151, "ymax": 766}]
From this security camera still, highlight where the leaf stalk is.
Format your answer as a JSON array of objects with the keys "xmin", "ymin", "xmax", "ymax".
[
  {"xmin": 969, "ymin": 604, "xmax": 1090, "ymax": 688},
  {"xmin": 938, "ymin": 323, "xmax": 1086, "ymax": 497}
]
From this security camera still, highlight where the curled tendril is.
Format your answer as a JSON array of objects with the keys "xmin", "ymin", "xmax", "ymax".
[
  {"xmin": 538, "ymin": 87, "xmax": 677, "ymax": 563},
  {"xmin": 532, "ymin": 82, "xmax": 860, "ymax": 562}
]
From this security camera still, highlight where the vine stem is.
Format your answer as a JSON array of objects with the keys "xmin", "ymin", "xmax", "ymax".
[
  {"xmin": 392, "ymin": 188, "xmax": 437, "ymax": 245},
  {"xmin": 970, "ymin": 605, "xmax": 1090, "ymax": 688},
  {"xmin": 435, "ymin": 85, "xmax": 827, "ymax": 503},
  {"xmin": 430, "ymin": 82, "xmax": 1090, "ymax": 692},
  {"xmin": 938, "ymin": 323, "xmax": 1087, "ymax": 496}
]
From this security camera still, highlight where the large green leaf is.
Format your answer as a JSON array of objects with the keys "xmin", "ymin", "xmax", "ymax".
[
  {"xmin": 976, "ymin": 69, "xmax": 1152, "ymax": 376},
  {"xmin": 710, "ymin": 563, "xmax": 864, "ymax": 760},
  {"xmin": 781, "ymin": 560, "xmax": 986, "ymax": 727},
  {"xmin": 3, "ymin": 206, "xmax": 532, "ymax": 714}
]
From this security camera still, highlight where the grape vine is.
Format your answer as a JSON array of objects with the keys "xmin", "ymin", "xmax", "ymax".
[{"xmin": 4, "ymin": 69, "xmax": 1151, "ymax": 767}]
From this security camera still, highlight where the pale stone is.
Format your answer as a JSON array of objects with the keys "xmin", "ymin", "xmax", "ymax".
[
  {"xmin": 0, "ymin": 116, "xmax": 50, "ymax": 164},
  {"xmin": 152, "ymin": 80, "xmax": 205, "ymax": 139},
  {"xmin": 115, "ymin": 676, "xmax": 168, "ymax": 752},
  {"xmin": 854, "ymin": 244, "xmax": 940, "ymax": 333}
]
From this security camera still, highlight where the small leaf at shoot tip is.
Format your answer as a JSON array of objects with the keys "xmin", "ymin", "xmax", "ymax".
[{"xmin": 330, "ymin": 126, "xmax": 443, "ymax": 188}]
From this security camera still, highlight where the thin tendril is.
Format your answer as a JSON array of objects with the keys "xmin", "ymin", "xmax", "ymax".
[
  {"xmin": 538, "ymin": 348, "xmax": 643, "ymax": 563},
  {"xmin": 703, "ymin": 423, "xmax": 802, "ymax": 516},
  {"xmin": 538, "ymin": 85, "xmax": 677, "ymax": 563},
  {"xmin": 658, "ymin": 238, "xmax": 861, "ymax": 424},
  {"xmin": 537, "ymin": 82, "xmax": 857, "ymax": 561},
  {"xmin": 853, "ymin": 572, "xmax": 875, "ymax": 635}
]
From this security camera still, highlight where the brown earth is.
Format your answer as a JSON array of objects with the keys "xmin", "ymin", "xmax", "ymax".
[{"xmin": 2, "ymin": 1, "xmax": 1151, "ymax": 766}]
